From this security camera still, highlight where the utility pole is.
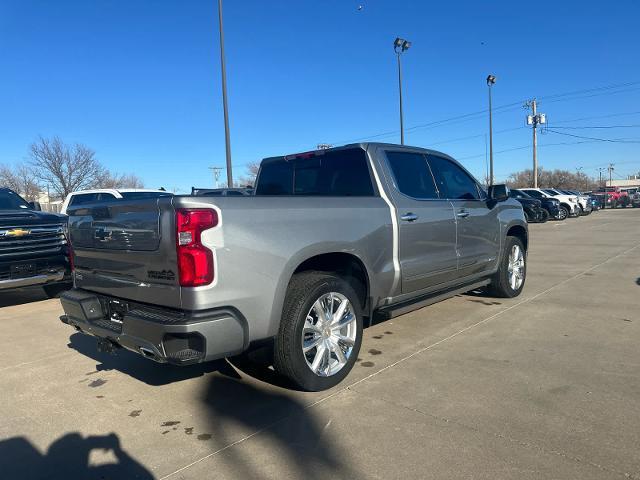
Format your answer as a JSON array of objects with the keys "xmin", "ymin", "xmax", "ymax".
[
  {"xmin": 608, "ymin": 163, "xmax": 614, "ymax": 187},
  {"xmin": 209, "ymin": 166, "xmax": 223, "ymax": 188},
  {"xmin": 598, "ymin": 167, "xmax": 605, "ymax": 187},
  {"xmin": 576, "ymin": 166, "xmax": 583, "ymax": 191},
  {"xmin": 526, "ymin": 99, "xmax": 546, "ymax": 188},
  {"xmin": 486, "ymin": 75, "xmax": 497, "ymax": 185},
  {"xmin": 217, "ymin": 0, "xmax": 233, "ymax": 187}
]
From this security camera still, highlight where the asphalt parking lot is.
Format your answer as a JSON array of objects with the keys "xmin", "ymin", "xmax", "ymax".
[{"xmin": 0, "ymin": 208, "xmax": 639, "ymax": 480}]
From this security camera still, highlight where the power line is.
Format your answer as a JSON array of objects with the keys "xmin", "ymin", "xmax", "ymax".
[
  {"xmin": 539, "ymin": 87, "xmax": 640, "ymax": 106},
  {"xmin": 456, "ymin": 139, "xmax": 609, "ymax": 161},
  {"xmin": 326, "ymin": 80, "xmax": 640, "ymax": 147},
  {"xmin": 549, "ymin": 124, "xmax": 640, "ymax": 129},
  {"xmin": 551, "ymin": 110, "xmax": 640, "ymax": 124},
  {"xmin": 429, "ymin": 127, "xmax": 525, "ymax": 146},
  {"xmin": 537, "ymin": 80, "xmax": 640, "ymax": 101},
  {"xmin": 544, "ymin": 129, "xmax": 640, "ymax": 143}
]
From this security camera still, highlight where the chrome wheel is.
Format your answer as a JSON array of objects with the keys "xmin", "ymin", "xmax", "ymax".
[
  {"xmin": 301, "ymin": 292, "xmax": 357, "ymax": 377},
  {"xmin": 558, "ymin": 207, "xmax": 568, "ymax": 220},
  {"xmin": 507, "ymin": 245, "xmax": 525, "ymax": 290}
]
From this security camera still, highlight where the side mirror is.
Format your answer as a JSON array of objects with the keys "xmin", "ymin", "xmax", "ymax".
[
  {"xmin": 29, "ymin": 201, "xmax": 42, "ymax": 211},
  {"xmin": 488, "ymin": 184, "xmax": 509, "ymax": 202}
]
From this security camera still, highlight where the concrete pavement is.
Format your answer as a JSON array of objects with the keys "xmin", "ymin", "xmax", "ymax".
[{"xmin": 0, "ymin": 208, "xmax": 639, "ymax": 479}]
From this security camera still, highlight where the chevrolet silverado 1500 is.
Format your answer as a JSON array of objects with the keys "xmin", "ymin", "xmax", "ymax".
[{"xmin": 60, "ymin": 143, "xmax": 528, "ymax": 391}]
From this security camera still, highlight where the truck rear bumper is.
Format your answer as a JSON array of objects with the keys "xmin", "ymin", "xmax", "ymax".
[{"xmin": 60, "ymin": 289, "xmax": 248, "ymax": 365}]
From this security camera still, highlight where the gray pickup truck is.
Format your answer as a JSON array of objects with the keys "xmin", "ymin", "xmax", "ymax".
[{"xmin": 60, "ymin": 143, "xmax": 527, "ymax": 391}]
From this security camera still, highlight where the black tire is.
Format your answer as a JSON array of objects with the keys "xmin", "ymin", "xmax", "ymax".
[
  {"xmin": 43, "ymin": 283, "xmax": 71, "ymax": 299},
  {"xmin": 558, "ymin": 205, "xmax": 569, "ymax": 220},
  {"xmin": 538, "ymin": 208, "xmax": 549, "ymax": 223},
  {"xmin": 273, "ymin": 272, "xmax": 363, "ymax": 391},
  {"xmin": 486, "ymin": 236, "xmax": 526, "ymax": 298}
]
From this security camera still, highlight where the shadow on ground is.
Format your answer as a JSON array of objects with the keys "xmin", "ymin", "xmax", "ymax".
[
  {"xmin": 200, "ymin": 367, "xmax": 357, "ymax": 479},
  {"xmin": 67, "ymin": 332, "xmax": 227, "ymax": 386},
  {"xmin": 0, "ymin": 433, "xmax": 153, "ymax": 480},
  {"xmin": 67, "ymin": 333, "xmax": 296, "ymax": 389},
  {"xmin": 0, "ymin": 287, "xmax": 49, "ymax": 308}
]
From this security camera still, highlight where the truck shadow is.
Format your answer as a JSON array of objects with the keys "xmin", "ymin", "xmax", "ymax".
[
  {"xmin": 0, "ymin": 287, "xmax": 49, "ymax": 308},
  {"xmin": 67, "ymin": 332, "xmax": 227, "ymax": 386},
  {"xmin": 67, "ymin": 333, "xmax": 295, "ymax": 388},
  {"xmin": 200, "ymin": 369, "xmax": 357, "ymax": 479},
  {"xmin": 0, "ymin": 433, "xmax": 154, "ymax": 480}
]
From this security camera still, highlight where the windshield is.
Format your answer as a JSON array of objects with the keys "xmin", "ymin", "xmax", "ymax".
[
  {"xmin": 0, "ymin": 189, "xmax": 31, "ymax": 210},
  {"xmin": 543, "ymin": 189, "xmax": 559, "ymax": 195},
  {"xmin": 510, "ymin": 189, "xmax": 532, "ymax": 199}
]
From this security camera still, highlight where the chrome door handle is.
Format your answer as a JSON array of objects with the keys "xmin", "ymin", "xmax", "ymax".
[
  {"xmin": 456, "ymin": 209, "xmax": 470, "ymax": 218},
  {"xmin": 400, "ymin": 213, "xmax": 419, "ymax": 222}
]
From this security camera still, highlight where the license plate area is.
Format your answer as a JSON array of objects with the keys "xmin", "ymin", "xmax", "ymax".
[
  {"xmin": 11, "ymin": 262, "xmax": 36, "ymax": 279},
  {"xmin": 105, "ymin": 299, "xmax": 129, "ymax": 325}
]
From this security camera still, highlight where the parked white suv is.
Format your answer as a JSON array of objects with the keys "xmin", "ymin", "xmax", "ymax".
[
  {"xmin": 555, "ymin": 189, "xmax": 592, "ymax": 215},
  {"xmin": 60, "ymin": 189, "xmax": 171, "ymax": 215},
  {"xmin": 520, "ymin": 188, "xmax": 580, "ymax": 220}
]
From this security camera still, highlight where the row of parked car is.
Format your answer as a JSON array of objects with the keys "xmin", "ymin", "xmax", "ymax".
[{"xmin": 508, "ymin": 186, "xmax": 639, "ymax": 223}]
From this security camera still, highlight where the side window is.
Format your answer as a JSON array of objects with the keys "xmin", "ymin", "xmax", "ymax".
[
  {"xmin": 96, "ymin": 193, "xmax": 117, "ymax": 202},
  {"xmin": 225, "ymin": 190, "xmax": 245, "ymax": 196},
  {"xmin": 427, "ymin": 155, "xmax": 480, "ymax": 200},
  {"xmin": 69, "ymin": 193, "xmax": 98, "ymax": 206},
  {"xmin": 526, "ymin": 190, "xmax": 542, "ymax": 198},
  {"xmin": 385, "ymin": 152, "xmax": 439, "ymax": 199}
]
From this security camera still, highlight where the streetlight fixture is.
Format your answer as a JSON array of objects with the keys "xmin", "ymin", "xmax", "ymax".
[
  {"xmin": 394, "ymin": 37, "xmax": 411, "ymax": 145},
  {"xmin": 486, "ymin": 74, "xmax": 497, "ymax": 185}
]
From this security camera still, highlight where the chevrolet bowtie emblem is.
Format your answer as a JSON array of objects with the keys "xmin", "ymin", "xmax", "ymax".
[{"xmin": 5, "ymin": 228, "xmax": 30, "ymax": 237}]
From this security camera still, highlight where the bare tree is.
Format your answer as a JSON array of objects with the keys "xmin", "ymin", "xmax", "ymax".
[
  {"xmin": 506, "ymin": 167, "xmax": 597, "ymax": 191},
  {"xmin": 236, "ymin": 162, "xmax": 260, "ymax": 187},
  {"xmin": 29, "ymin": 136, "xmax": 105, "ymax": 198},
  {"xmin": 96, "ymin": 171, "xmax": 145, "ymax": 189},
  {"xmin": 0, "ymin": 163, "xmax": 42, "ymax": 200}
]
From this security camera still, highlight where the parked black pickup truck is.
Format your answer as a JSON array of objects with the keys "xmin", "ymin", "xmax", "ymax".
[{"xmin": 0, "ymin": 188, "xmax": 71, "ymax": 297}]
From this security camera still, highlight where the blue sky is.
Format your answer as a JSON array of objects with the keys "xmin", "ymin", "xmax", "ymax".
[{"xmin": 1, "ymin": 0, "xmax": 638, "ymax": 192}]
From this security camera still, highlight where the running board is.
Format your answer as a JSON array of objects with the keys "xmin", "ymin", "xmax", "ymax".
[{"xmin": 373, "ymin": 278, "xmax": 491, "ymax": 323}]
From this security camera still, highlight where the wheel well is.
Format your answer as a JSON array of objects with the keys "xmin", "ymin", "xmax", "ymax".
[
  {"xmin": 293, "ymin": 253, "xmax": 370, "ymax": 313},
  {"xmin": 560, "ymin": 203, "xmax": 571, "ymax": 211},
  {"xmin": 506, "ymin": 225, "xmax": 528, "ymax": 251}
]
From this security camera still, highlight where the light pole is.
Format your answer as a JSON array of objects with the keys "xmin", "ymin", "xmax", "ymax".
[
  {"xmin": 486, "ymin": 75, "xmax": 496, "ymax": 185},
  {"xmin": 576, "ymin": 166, "xmax": 584, "ymax": 191},
  {"xmin": 394, "ymin": 37, "xmax": 411, "ymax": 145},
  {"xmin": 217, "ymin": 0, "xmax": 233, "ymax": 187}
]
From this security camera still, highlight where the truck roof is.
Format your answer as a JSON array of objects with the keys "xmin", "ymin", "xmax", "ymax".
[{"xmin": 260, "ymin": 143, "xmax": 456, "ymax": 164}]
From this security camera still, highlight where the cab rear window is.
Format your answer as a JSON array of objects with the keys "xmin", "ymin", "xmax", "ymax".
[{"xmin": 255, "ymin": 148, "xmax": 374, "ymax": 196}]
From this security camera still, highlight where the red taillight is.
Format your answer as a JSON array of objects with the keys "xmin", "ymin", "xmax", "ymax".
[
  {"xmin": 64, "ymin": 231, "xmax": 74, "ymax": 272},
  {"xmin": 176, "ymin": 209, "xmax": 217, "ymax": 287},
  {"xmin": 68, "ymin": 243, "xmax": 74, "ymax": 272}
]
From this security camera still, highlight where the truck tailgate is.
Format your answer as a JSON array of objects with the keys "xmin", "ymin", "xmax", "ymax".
[{"xmin": 68, "ymin": 197, "xmax": 181, "ymax": 308}]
